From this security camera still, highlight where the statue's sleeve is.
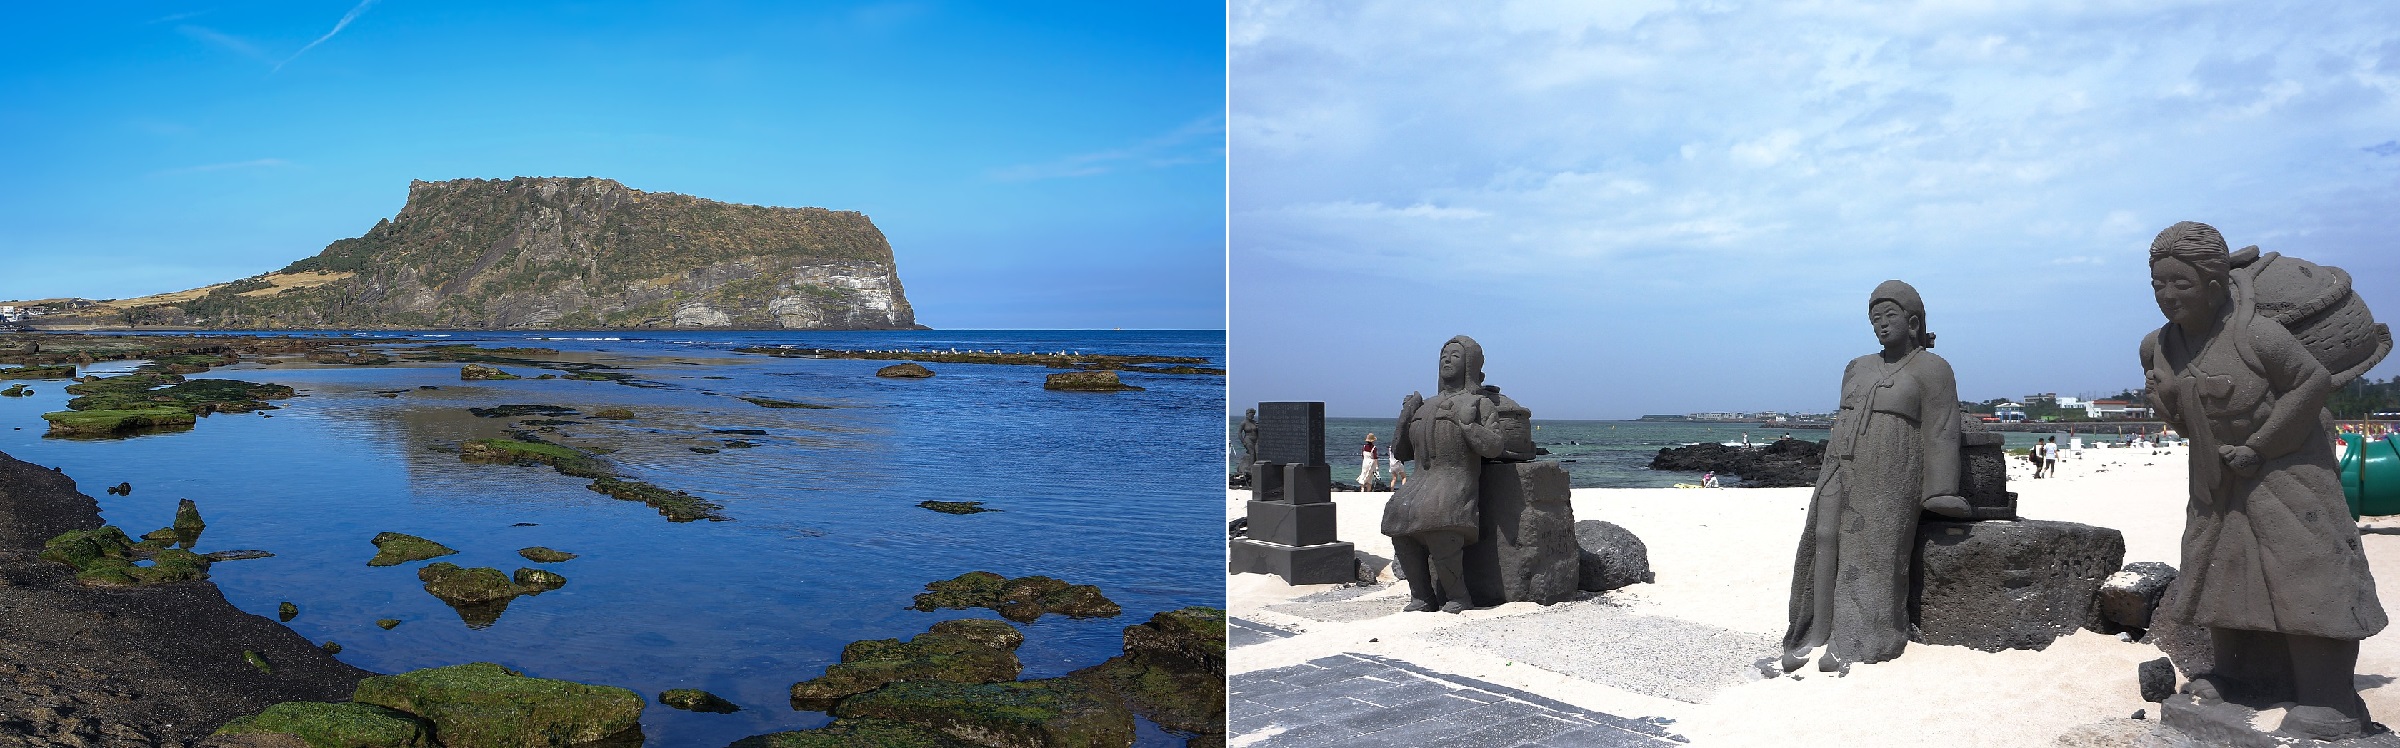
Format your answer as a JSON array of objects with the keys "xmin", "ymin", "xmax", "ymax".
[
  {"xmin": 1391, "ymin": 406, "xmax": 1416, "ymax": 463},
  {"xmin": 1917, "ymin": 355, "xmax": 1962, "ymax": 499},
  {"xmin": 2244, "ymin": 319, "xmax": 2333, "ymax": 460},
  {"xmin": 2139, "ymin": 331, "xmax": 2180, "ymax": 430},
  {"xmin": 1460, "ymin": 395, "xmax": 1505, "ymax": 459}
]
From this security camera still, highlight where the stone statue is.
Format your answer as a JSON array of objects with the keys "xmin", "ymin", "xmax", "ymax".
[
  {"xmin": 1384, "ymin": 335, "xmax": 1503, "ymax": 613},
  {"xmin": 2140, "ymin": 221, "xmax": 2385, "ymax": 740},
  {"xmin": 1781, "ymin": 280, "xmax": 1967, "ymax": 673},
  {"xmin": 1238, "ymin": 408, "xmax": 1259, "ymax": 481}
]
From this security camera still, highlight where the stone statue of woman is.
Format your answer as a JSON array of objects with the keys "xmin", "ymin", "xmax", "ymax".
[
  {"xmin": 1238, "ymin": 407, "xmax": 1260, "ymax": 481},
  {"xmin": 2140, "ymin": 221, "xmax": 2385, "ymax": 740},
  {"xmin": 1781, "ymin": 280, "xmax": 1968, "ymax": 673},
  {"xmin": 1384, "ymin": 335, "xmax": 1504, "ymax": 613}
]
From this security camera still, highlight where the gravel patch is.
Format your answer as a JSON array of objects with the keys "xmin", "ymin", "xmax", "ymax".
[{"xmin": 1416, "ymin": 600, "xmax": 1777, "ymax": 703}]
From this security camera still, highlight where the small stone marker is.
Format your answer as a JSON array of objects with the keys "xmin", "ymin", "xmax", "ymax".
[{"xmin": 1230, "ymin": 401, "xmax": 1353, "ymax": 585}]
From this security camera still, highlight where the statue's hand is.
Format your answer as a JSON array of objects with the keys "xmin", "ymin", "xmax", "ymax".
[
  {"xmin": 2220, "ymin": 445, "xmax": 2261, "ymax": 477},
  {"xmin": 1921, "ymin": 495, "xmax": 1973, "ymax": 519},
  {"xmin": 1402, "ymin": 392, "xmax": 1423, "ymax": 413}
]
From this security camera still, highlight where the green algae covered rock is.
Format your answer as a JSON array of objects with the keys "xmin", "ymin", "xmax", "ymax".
[
  {"xmin": 417, "ymin": 563, "xmax": 520, "ymax": 606},
  {"xmin": 40, "ymin": 526, "xmax": 138, "ymax": 569},
  {"xmin": 0, "ymin": 383, "xmax": 28, "ymax": 397},
  {"xmin": 459, "ymin": 364, "xmax": 521, "ymax": 381},
  {"xmin": 739, "ymin": 396, "xmax": 835, "ymax": 409},
  {"xmin": 214, "ymin": 700, "xmax": 434, "ymax": 748},
  {"xmin": 917, "ymin": 501, "xmax": 995, "ymax": 515},
  {"xmin": 39, "ymin": 527, "xmax": 211, "ymax": 587},
  {"xmin": 876, "ymin": 363, "xmax": 936, "ymax": 379},
  {"xmin": 832, "ymin": 679, "xmax": 1135, "ymax": 748},
  {"xmin": 280, "ymin": 601, "xmax": 300, "ymax": 622},
  {"xmin": 350, "ymin": 663, "xmax": 644, "ymax": 748},
  {"xmin": 0, "ymin": 364, "xmax": 77, "ymax": 380},
  {"xmin": 512, "ymin": 567, "xmax": 568, "ymax": 594},
  {"xmin": 41, "ymin": 406, "xmax": 197, "ymax": 437},
  {"xmin": 585, "ymin": 476, "xmax": 728, "ymax": 522},
  {"xmin": 789, "ymin": 619, "xmax": 1025, "ymax": 709},
  {"xmin": 518, "ymin": 547, "xmax": 578, "ymax": 563},
  {"xmin": 910, "ymin": 572, "xmax": 1122, "ymax": 623},
  {"xmin": 368, "ymin": 532, "xmax": 458, "ymax": 567},
  {"xmin": 726, "ymin": 719, "xmax": 974, "ymax": 748},
  {"xmin": 658, "ymin": 688, "xmax": 740, "ymax": 714},
  {"xmin": 1041, "ymin": 371, "xmax": 1143, "ymax": 393},
  {"xmin": 1068, "ymin": 608, "xmax": 1226, "ymax": 736},
  {"xmin": 376, "ymin": 619, "xmax": 402, "ymax": 630},
  {"xmin": 459, "ymin": 439, "xmax": 609, "ymax": 479},
  {"xmin": 246, "ymin": 649, "xmax": 274, "ymax": 674},
  {"xmin": 174, "ymin": 498, "xmax": 206, "ymax": 542},
  {"xmin": 590, "ymin": 408, "xmax": 635, "ymax": 420}
]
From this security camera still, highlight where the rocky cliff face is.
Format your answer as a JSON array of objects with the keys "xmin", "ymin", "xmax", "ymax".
[{"xmin": 140, "ymin": 177, "xmax": 918, "ymax": 330}]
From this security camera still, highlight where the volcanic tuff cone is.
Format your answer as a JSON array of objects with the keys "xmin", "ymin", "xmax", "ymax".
[{"xmin": 49, "ymin": 177, "xmax": 918, "ymax": 330}]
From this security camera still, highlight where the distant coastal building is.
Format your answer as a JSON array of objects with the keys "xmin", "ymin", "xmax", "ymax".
[
  {"xmin": 2023, "ymin": 393, "xmax": 2057, "ymax": 405},
  {"xmin": 1995, "ymin": 403, "xmax": 2027, "ymax": 422}
]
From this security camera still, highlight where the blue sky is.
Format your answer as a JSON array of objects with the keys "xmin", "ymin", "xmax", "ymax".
[
  {"xmin": 1231, "ymin": 0, "xmax": 2400, "ymax": 418},
  {"xmin": 0, "ymin": 2, "xmax": 1224, "ymax": 330}
]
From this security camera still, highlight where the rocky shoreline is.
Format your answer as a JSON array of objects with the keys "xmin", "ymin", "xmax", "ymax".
[{"xmin": 0, "ymin": 449, "xmax": 372, "ymax": 747}]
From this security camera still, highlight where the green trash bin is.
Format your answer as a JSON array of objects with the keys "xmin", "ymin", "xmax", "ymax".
[{"xmin": 2347, "ymin": 433, "xmax": 2400, "ymax": 519}]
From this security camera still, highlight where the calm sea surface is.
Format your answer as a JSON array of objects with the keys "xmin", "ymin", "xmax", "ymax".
[
  {"xmin": 1, "ymin": 329, "xmax": 1223, "ymax": 746},
  {"xmin": 1236, "ymin": 417, "xmax": 2093, "ymax": 488}
]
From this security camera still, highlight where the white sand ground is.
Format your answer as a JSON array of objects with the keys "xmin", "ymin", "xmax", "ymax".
[{"xmin": 1230, "ymin": 444, "xmax": 2400, "ymax": 747}]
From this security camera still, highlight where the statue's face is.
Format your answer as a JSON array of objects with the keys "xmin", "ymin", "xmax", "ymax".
[
  {"xmin": 1869, "ymin": 301, "xmax": 1914, "ymax": 349},
  {"xmin": 2150, "ymin": 258, "xmax": 2221, "ymax": 325},
  {"xmin": 1439, "ymin": 342, "xmax": 1466, "ymax": 380}
]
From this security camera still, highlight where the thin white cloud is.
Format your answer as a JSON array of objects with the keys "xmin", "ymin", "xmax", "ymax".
[
  {"xmin": 150, "ymin": 10, "xmax": 214, "ymax": 24},
  {"xmin": 276, "ymin": 0, "xmax": 381, "ymax": 72},
  {"xmin": 148, "ymin": 158, "xmax": 293, "ymax": 177},
  {"xmin": 989, "ymin": 114, "xmax": 1226, "ymax": 181},
  {"xmin": 177, "ymin": 25, "xmax": 271, "ymax": 63}
]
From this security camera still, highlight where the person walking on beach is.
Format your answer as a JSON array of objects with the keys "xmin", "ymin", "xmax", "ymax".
[
  {"xmin": 1359, "ymin": 433, "xmax": 1379, "ymax": 491},
  {"xmin": 1782, "ymin": 281, "xmax": 1969, "ymax": 674},
  {"xmin": 1385, "ymin": 445, "xmax": 1406, "ymax": 488},
  {"xmin": 2042, "ymin": 437, "xmax": 2062, "ymax": 477},
  {"xmin": 1702, "ymin": 471, "xmax": 1719, "ymax": 488}
]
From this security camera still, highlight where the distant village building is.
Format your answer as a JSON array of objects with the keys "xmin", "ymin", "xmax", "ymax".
[
  {"xmin": 2023, "ymin": 393, "xmax": 2057, "ymax": 405},
  {"xmin": 1995, "ymin": 403, "xmax": 2027, "ymax": 422}
]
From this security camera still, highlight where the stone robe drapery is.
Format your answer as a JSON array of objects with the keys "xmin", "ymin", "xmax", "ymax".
[
  {"xmin": 1783, "ymin": 349, "xmax": 1961, "ymax": 664},
  {"xmin": 2142, "ymin": 316, "xmax": 2385, "ymax": 640},
  {"xmin": 1383, "ymin": 389, "xmax": 1500, "ymax": 539}
]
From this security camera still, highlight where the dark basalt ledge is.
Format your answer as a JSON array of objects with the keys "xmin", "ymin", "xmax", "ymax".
[
  {"xmin": 1911, "ymin": 519, "xmax": 2125, "ymax": 652},
  {"xmin": 0, "ymin": 449, "xmax": 374, "ymax": 746},
  {"xmin": 1647, "ymin": 438, "xmax": 1825, "ymax": 488},
  {"xmin": 2160, "ymin": 694, "xmax": 2400, "ymax": 748}
]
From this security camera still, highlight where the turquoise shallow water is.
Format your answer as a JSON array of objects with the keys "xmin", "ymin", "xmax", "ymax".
[
  {"xmin": 2, "ymin": 329, "xmax": 1223, "ymax": 746},
  {"xmin": 1236, "ymin": 417, "xmax": 2093, "ymax": 488}
]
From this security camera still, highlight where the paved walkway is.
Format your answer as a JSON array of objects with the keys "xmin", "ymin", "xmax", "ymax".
[{"xmin": 1228, "ymin": 645, "xmax": 1687, "ymax": 747}]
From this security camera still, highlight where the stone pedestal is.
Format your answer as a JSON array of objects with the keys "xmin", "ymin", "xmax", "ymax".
[
  {"xmin": 1463, "ymin": 461, "xmax": 1579, "ymax": 606},
  {"xmin": 1912, "ymin": 519, "xmax": 2124, "ymax": 651},
  {"xmin": 1251, "ymin": 462, "xmax": 1331, "ymax": 505},
  {"xmin": 1229, "ymin": 538, "xmax": 1356, "ymax": 586},
  {"xmin": 1958, "ymin": 432, "xmax": 2019, "ymax": 520},
  {"xmin": 1246, "ymin": 501, "xmax": 1337, "ymax": 547}
]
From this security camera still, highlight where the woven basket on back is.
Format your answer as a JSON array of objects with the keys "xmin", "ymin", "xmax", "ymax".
[{"xmin": 2231, "ymin": 246, "xmax": 2391, "ymax": 388}]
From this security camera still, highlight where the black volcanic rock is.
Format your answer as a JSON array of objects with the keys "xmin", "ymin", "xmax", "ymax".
[{"xmin": 1648, "ymin": 438, "xmax": 1824, "ymax": 487}]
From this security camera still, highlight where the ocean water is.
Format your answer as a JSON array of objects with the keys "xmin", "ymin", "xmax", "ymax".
[
  {"xmin": 1237, "ymin": 417, "xmax": 2082, "ymax": 489},
  {"xmin": 0, "ymin": 329, "xmax": 1223, "ymax": 746}
]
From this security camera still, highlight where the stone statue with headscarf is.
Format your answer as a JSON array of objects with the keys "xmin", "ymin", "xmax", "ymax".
[
  {"xmin": 1781, "ymin": 280, "xmax": 1969, "ymax": 672},
  {"xmin": 1384, "ymin": 335, "xmax": 1505, "ymax": 613}
]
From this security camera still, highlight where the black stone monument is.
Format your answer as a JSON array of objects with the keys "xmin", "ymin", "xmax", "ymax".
[{"xmin": 1230, "ymin": 401, "xmax": 1355, "ymax": 585}]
